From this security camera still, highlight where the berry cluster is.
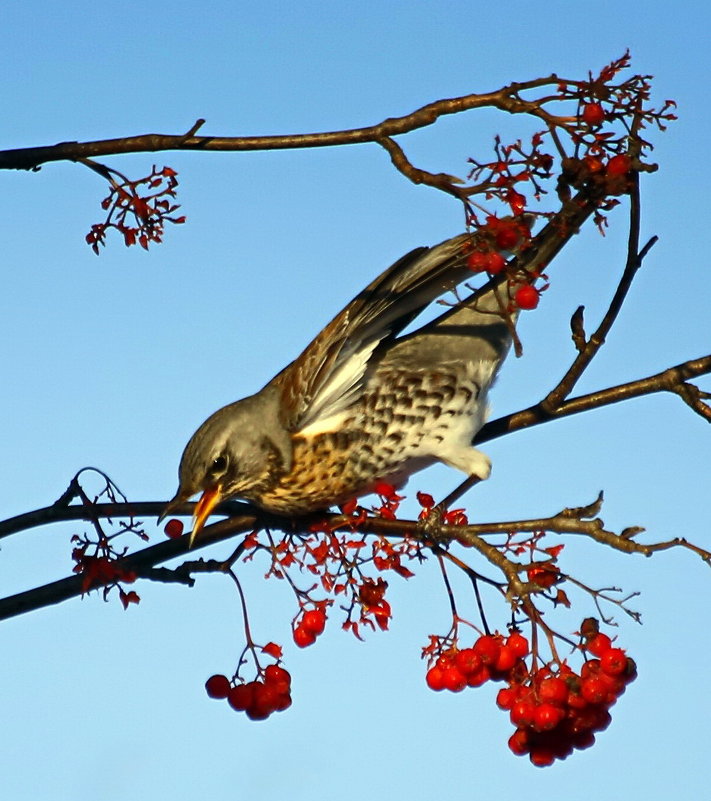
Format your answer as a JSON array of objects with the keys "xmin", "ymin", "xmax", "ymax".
[
  {"xmin": 498, "ymin": 630, "xmax": 636, "ymax": 766},
  {"xmin": 426, "ymin": 631, "xmax": 530, "ymax": 691},
  {"xmin": 205, "ymin": 665, "xmax": 292, "ymax": 721},
  {"xmin": 463, "ymin": 217, "xmax": 542, "ymax": 312},
  {"xmin": 71, "ymin": 535, "xmax": 140, "ymax": 609},
  {"xmin": 466, "ymin": 249, "xmax": 507, "ymax": 275},
  {"xmin": 293, "ymin": 608, "xmax": 327, "ymax": 648},
  {"xmin": 464, "ymin": 216, "xmax": 532, "ymax": 275},
  {"xmin": 424, "ymin": 621, "xmax": 635, "ymax": 767}
]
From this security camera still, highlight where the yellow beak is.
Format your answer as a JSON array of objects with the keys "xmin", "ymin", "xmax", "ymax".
[{"xmin": 189, "ymin": 484, "xmax": 223, "ymax": 547}]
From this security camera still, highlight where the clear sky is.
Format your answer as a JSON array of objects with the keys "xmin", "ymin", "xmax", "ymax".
[{"xmin": 1, "ymin": 2, "xmax": 709, "ymax": 799}]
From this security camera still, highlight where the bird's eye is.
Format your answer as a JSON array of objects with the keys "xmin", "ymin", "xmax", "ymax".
[{"xmin": 209, "ymin": 455, "xmax": 228, "ymax": 475}]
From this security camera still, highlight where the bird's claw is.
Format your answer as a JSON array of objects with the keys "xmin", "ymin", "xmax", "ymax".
[{"xmin": 417, "ymin": 503, "xmax": 448, "ymax": 543}]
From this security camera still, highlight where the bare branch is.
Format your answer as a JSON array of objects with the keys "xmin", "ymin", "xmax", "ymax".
[
  {"xmin": 377, "ymin": 136, "xmax": 466, "ymax": 198},
  {"xmin": 0, "ymin": 76, "xmax": 574, "ymax": 172},
  {"xmin": 2, "ymin": 480, "xmax": 708, "ymax": 625},
  {"xmin": 479, "ymin": 354, "xmax": 711, "ymax": 441},
  {"xmin": 541, "ymin": 172, "xmax": 651, "ymax": 411}
]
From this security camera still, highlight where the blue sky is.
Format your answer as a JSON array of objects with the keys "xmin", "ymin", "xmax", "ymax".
[{"xmin": 1, "ymin": 2, "xmax": 709, "ymax": 799}]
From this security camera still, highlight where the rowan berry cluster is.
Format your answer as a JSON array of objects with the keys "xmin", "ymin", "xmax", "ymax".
[
  {"xmin": 500, "ymin": 630, "xmax": 636, "ymax": 766},
  {"xmin": 426, "ymin": 631, "xmax": 530, "ymax": 691},
  {"xmin": 424, "ymin": 619, "xmax": 635, "ymax": 766},
  {"xmin": 293, "ymin": 608, "xmax": 327, "ymax": 648},
  {"xmin": 456, "ymin": 53, "xmax": 677, "ymax": 327},
  {"xmin": 71, "ymin": 534, "xmax": 142, "ymax": 609},
  {"xmin": 205, "ymin": 664, "xmax": 292, "ymax": 721},
  {"xmin": 464, "ymin": 216, "xmax": 531, "ymax": 270},
  {"xmin": 463, "ymin": 216, "xmax": 542, "ymax": 312}
]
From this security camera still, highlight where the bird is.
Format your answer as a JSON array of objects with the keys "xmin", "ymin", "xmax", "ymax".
[{"xmin": 161, "ymin": 232, "xmax": 517, "ymax": 545}]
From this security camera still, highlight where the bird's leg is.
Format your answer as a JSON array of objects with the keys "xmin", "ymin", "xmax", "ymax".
[{"xmin": 436, "ymin": 474, "xmax": 482, "ymax": 513}]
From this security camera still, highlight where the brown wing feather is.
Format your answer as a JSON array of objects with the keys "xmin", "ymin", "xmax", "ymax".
[{"xmin": 272, "ymin": 232, "xmax": 477, "ymax": 431}]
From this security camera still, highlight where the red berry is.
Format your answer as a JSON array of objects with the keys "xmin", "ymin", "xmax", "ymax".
[
  {"xmin": 245, "ymin": 681, "xmax": 278, "ymax": 721},
  {"xmin": 529, "ymin": 746, "xmax": 556, "ymax": 767},
  {"xmin": 568, "ymin": 707, "xmax": 596, "ymax": 735},
  {"xmin": 600, "ymin": 647, "xmax": 627, "ymax": 676},
  {"xmin": 164, "ymin": 519, "xmax": 184, "ymax": 539},
  {"xmin": 227, "ymin": 682, "xmax": 256, "ymax": 712},
  {"xmin": 485, "ymin": 252, "xmax": 507, "ymax": 274},
  {"xmin": 293, "ymin": 625, "xmax": 317, "ymax": 648},
  {"xmin": 466, "ymin": 251, "xmax": 489, "ymax": 273},
  {"xmin": 264, "ymin": 664, "xmax": 291, "ymax": 693},
  {"xmin": 506, "ymin": 632, "xmax": 529, "ymax": 658},
  {"xmin": 600, "ymin": 668, "xmax": 624, "ymax": 690},
  {"xmin": 454, "ymin": 648, "xmax": 482, "ymax": 677},
  {"xmin": 510, "ymin": 699, "xmax": 536, "ymax": 727},
  {"xmin": 515, "ymin": 285, "xmax": 539, "ymax": 310},
  {"xmin": 586, "ymin": 633, "xmax": 612, "ymax": 656},
  {"xmin": 496, "ymin": 686, "xmax": 518, "ymax": 710},
  {"xmin": 538, "ymin": 676, "xmax": 569, "ymax": 707},
  {"xmin": 550, "ymin": 735, "xmax": 574, "ymax": 761},
  {"xmin": 533, "ymin": 702, "xmax": 565, "ymax": 732},
  {"xmin": 508, "ymin": 728, "xmax": 530, "ymax": 756},
  {"xmin": 466, "ymin": 665, "xmax": 491, "ymax": 688},
  {"xmin": 581, "ymin": 676, "xmax": 608, "ymax": 705},
  {"xmin": 301, "ymin": 609, "xmax": 326, "ymax": 635},
  {"xmin": 581, "ymin": 658, "xmax": 602, "ymax": 679},
  {"xmin": 506, "ymin": 189, "xmax": 526, "ymax": 216},
  {"xmin": 339, "ymin": 498, "xmax": 358, "ymax": 515},
  {"xmin": 442, "ymin": 665, "xmax": 467, "ymax": 693},
  {"xmin": 425, "ymin": 664, "xmax": 446, "ymax": 692},
  {"xmin": 468, "ymin": 250, "xmax": 507, "ymax": 274},
  {"xmin": 582, "ymin": 102, "xmax": 605, "ymax": 126},
  {"xmin": 205, "ymin": 674, "xmax": 231, "ymax": 699},
  {"xmin": 607, "ymin": 153, "xmax": 631, "ymax": 176},
  {"xmin": 596, "ymin": 671, "xmax": 624, "ymax": 704},
  {"xmin": 574, "ymin": 705, "xmax": 612, "ymax": 734},
  {"xmin": 473, "ymin": 635, "xmax": 501, "ymax": 666},
  {"xmin": 494, "ymin": 644, "xmax": 517, "ymax": 673},
  {"xmin": 272, "ymin": 691, "xmax": 292, "ymax": 712},
  {"xmin": 566, "ymin": 688, "xmax": 588, "ymax": 711},
  {"xmin": 623, "ymin": 657, "xmax": 638, "ymax": 683},
  {"xmin": 495, "ymin": 224, "xmax": 520, "ymax": 251},
  {"xmin": 594, "ymin": 709, "xmax": 612, "ymax": 732},
  {"xmin": 573, "ymin": 730, "xmax": 596, "ymax": 750}
]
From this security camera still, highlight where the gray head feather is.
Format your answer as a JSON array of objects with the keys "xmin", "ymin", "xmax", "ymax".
[{"xmin": 176, "ymin": 386, "xmax": 292, "ymax": 502}]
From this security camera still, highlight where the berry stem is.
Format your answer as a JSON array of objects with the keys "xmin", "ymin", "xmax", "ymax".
[{"xmin": 227, "ymin": 568, "xmax": 261, "ymax": 672}]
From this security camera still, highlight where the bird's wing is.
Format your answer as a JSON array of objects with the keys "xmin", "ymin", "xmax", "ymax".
[{"xmin": 271, "ymin": 232, "xmax": 479, "ymax": 433}]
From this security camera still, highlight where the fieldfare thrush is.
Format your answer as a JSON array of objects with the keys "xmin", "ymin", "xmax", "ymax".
[{"xmin": 162, "ymin": 232, "xmax": 515, "ymax": 544}]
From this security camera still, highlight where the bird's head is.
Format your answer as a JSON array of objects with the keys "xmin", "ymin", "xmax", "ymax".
[{"xmin": 160, "ymin": 391, "xmax": 292, "ymax": 546}]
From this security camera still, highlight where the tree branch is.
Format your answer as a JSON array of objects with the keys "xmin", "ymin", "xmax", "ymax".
[
  {"xmin": 0, "ymin": 77, "xmax": 576, "ymax": 172},
  {"xmin": 541, "ymin": 168, "xmax": 647, "ymax": 411},
  {"xmin": 2, "ymin": 485, "xmax": 708, "ymax": 624},
  {"xmin": 479, "ymin": 353, "xmax": 711, "ymax": 442}
]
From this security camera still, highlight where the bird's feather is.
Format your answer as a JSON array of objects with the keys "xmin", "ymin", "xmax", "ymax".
[{"xmin": 273, "ymin": 233, "xmax": 480, "ymax": 432}]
